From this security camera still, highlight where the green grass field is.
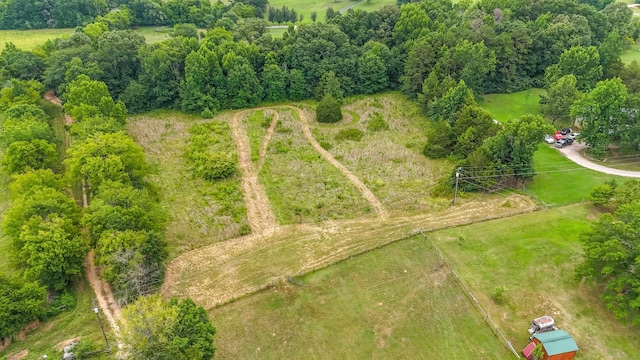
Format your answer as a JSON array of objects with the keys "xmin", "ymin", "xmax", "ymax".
[
  {"xmin": 313, "ymin": 93, "xmax": 453, "ymax": 216},
  {"xmin": 259, "ymin": 109, "xmax": 373, "ymax": 223},
  {"xmin": 621, "ymin": 44, "xmax": 640, "ymax": 65},
  {"xmin": 267, "ymin": 0, "xmax": 396, "ymax": 23},
  {"xmin": 524, "ymin": 144, "xmax": 619, "ymax": 206},
  {"xmin": 431, "ymin": 205, "xmax": 640, "ymax": 359},
  {"xmin": 0, "ymin": 27, "xmax": 172, "ymax": 50},
  {"xmin": 479, "ymin": 88, "xmax": 545, "ymax": 123},
  {"xmin": 210, "ymin": 235, "xmax": 510, "ymax": 359},
  {"xmin": 127, "ymin": 111, "xmax": 250, "ymax": 259}
]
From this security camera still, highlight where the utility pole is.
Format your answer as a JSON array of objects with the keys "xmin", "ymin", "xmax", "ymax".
[
  {"xmin": 93, "ymin": 306, "xmax": 111, "ymax": 352},
  {"xmin": 453, "ymin": 167, "xmax": 461, "ymax": 205}
]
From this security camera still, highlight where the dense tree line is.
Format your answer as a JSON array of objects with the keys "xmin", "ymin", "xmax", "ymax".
[
  {"xmin": 581, "ymin": 179, "xmax": 640, "ymax": 325},
  {"xmin": 0, "ymin": 0, "xmax": 268, "ymax": 29},
  {"xmin": 267, "ymin": 5, "xmax": 298, "ymax": 24}
]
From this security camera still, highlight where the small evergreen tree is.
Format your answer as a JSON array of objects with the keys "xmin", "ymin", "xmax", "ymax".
[{"xmin": 316, "ymin": 94, "xmax": 342, "ymax": 123}]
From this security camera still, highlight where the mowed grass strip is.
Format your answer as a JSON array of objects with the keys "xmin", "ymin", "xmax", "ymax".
[
  {"xmin": 245, "ymin": 110, "xmax": 269, "ymax": 162},
  {"xmin": 260, "ymin": 110, "xmax": 373, "ymax": 224},
  {"xmin": 525, "ymin": 144, "xmax": 620, "ymax": 206},
  {"xmin": 127, "ymin": 111, "xmax": 248, "ymax": 259},
  {"xmin": 430, "ymin": 205, "xmax": 640, "ymax": 359},
  {"xmin": 313, "ymin": 93, "xmax": 453, "ymax": 216},
  {"xmin": 479, "ymin": 88, "xmax": 545, "ymax": 123},
  {"xmin": 210, "ymin": 236, "xmax": 510, "ymax": 359}
]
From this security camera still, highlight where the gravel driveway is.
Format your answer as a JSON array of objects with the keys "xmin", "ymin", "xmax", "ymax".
[{"xmin": 556, "ymin": 142, "xmax": 640, "ymax": 178}]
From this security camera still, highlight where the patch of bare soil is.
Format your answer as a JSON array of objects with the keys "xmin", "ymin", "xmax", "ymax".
[
  {"xmin": 54, "ymin": 337, "xmax": 80, "ymax": 352},
  {"xmin": 16, "ymin": 321, "xmax": 39, "ymax": 340},
  {"xmin": 162, "ymin": 194, "xmax": 536, "ymax": 310},
  {"xmin": 287, "ymin": 106, "xmax": 388, "ymax": 219},
  {"xmin": 85, "ymin": 251, "xmax": 122, "ymax": 347},
  {"xmin": 7, "ymin": 349, "xmax": 28, "ymax": 360},
  {"xmin": 229, "ymin": 111, "xmax": 277, "ymax": 236}
]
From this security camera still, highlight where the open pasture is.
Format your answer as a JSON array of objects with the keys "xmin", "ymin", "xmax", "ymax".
[
  {"xmin": 311, "ymin": 93, "xmax": 453, "ymax": 216},
  {"xmin": 210, "ymin": 235, "xmax": 510, "ymax": 359},
  {"xmin": 127, "ymin": 111, "xmax": 249, "ymax": 260},
  {"xmin": 430, "ymin": 205, "xmax": 640, "ymax": 359}
]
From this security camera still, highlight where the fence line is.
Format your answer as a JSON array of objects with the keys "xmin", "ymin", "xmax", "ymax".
[{"xmin": 427, "ymin": 235, "xmax": 521, "ymax": 359}]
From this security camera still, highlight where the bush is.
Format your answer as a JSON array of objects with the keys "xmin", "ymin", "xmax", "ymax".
[
  {"xmin": 589, "ymin": 184, "xmax": 614, "ymax": 206},
  {"xmin": 197, "ymin": 152, "xmax": 236, "ymax": 181},
  {"xmin": 201, "ymin": 108, "xmax": 213, "ymax": 119},
  {"xmin": 316, "ymin": 94, "xmax": 342, "ymax": 123},
  {"xmin": 492, "ymin": 286, "xmax": 507, "ymax": 304},
  {"xmin": 367, "ymin": 113, "xmax": 388, "ymax": 132},
  {"xmin": 2, "ymin": 139, "xmax": 58, "ymax": 174},
  {"xmin": 335, "ymin": 128, "xmax": 364, "ymax": 142}
]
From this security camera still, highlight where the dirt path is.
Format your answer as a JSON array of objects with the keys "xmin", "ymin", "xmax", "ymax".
[
  {"xmin": 44, "ymin": 91, "xmax": 73, "ymax": 126},
  {"xmin": 288, "ymin": 106, "xmax": 388, "ymax": 219},
  {"xmin": 557, "ymin": 142, "xmax": 640, "ymax": 178},
  {"xmin": 256, "ymin": 110, "xmax": 279, "ymax": 172},
  {"xmin": 229, "ymin": 111, "xmax": 277, "ymax": 236},
  {"xmin": 44, "ymin": 92, "xmax": 124, "ymax": 354},
  {"xmin": 162, "ymin": 194, "xmax": 537, "ymax": 309}
]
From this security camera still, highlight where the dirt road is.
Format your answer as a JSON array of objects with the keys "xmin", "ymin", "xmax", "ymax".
[
  {"xmin": 557, "ymin": 142, "xmax": 640, "ymax": 178},
  {"xmin": 229, "ymin": 110, "xmax": 278, "ymax": 236},
  {"xmin": 44, "ymin": 92, "xmax": 124, "ymax": 354}
]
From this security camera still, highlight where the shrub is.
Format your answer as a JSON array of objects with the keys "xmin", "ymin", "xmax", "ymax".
[
  {"xmin": 367, "ymin": 113, "xmax": 388, "ymax": 132},
  {"xmin": 2, "ymin": 139, "xmax": 58, "ymax": 174},
  {"xmin": 492, "ymin": 286, "xmax": 507, "ymax": 304},
  {"xmin": 335, "ymin": 128, "xmax": 364, "ymax": 142},
  {"xmin": 201, "ymin": 108, "xmax": 213, "ymax": 119},
  {"xmin": 589, "ymin": 184, "xmax": 614, "ymax": 206},
  {"xmin": 195, "ymin": 152, "xmax": 236, "ymax": 181},
  {"xmin": 316, "ymin": 94, "xmax": 342, "ymax": 123}
]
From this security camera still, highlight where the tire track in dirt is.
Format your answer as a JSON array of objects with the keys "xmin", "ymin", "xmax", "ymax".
[
  {"xmin": 287, "ymin": 106, "xmax": 389, "ymax": 219},
  {"xmin": 162, "ymin": 194, "xmax": 537, "ymax": 309},
  {"xmin": 229, "ymin": 111, "xmax": 277, "ymax": 236},
  {"xmin": 45, "ymin": 93, "xmax": 124, "ymax": 354}
]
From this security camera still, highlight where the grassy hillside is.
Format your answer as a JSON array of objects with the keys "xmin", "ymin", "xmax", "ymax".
[
  {"xmin": 211, "ymin": 235, "xmax": 511, "ymax": 359},
  {"xmin": 267, "ymin": 0, "xmax": 396, "ymax": 23},
  {"xmin": 431, "ymin": 205, "xmax": 640, "ymax": 359}
]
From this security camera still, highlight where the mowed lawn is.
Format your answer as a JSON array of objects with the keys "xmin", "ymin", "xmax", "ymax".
[
  {"xmin": 621, "ymin": 44, "xmax": 640, "ymax": 65},
  {"xmin": 210, "ymin": 235, "xmax": 510, "ymax": 360},
  {"xmin": 430, "ymin": 205, "xmax": 640, "ymax": 359},
  {"xmin": 479, "ymin": 88, "xmax": 545, "ymax": 123},
  {"xmin": 525, "ymin": 144, "xmax": 619, "ymax": 206}
]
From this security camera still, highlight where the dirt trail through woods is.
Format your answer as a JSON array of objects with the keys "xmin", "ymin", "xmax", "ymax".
[
  {"xmin": 286, "ymin": 106, "xmax": 388, "ymax": 218},
  {"xmin": 229, "ymin": 110, "xmax": 277, "ymax": 236},
  {"xmin": 44, "ymin": 92, "xmax": 124, "ymax": 354}
]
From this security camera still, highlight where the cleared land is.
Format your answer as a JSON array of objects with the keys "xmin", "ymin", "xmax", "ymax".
[
  {"xmin": 479, "ymin": 88, "xmax": 545, "ymax": 123},
  {"xmin": 127, "ymin": 111, "xmax": 249, "ymax": 259},
  {"xmin": 210, "ymin": 236, "xmax": 510, "ymax": 359},
  {"xmin": 162, "ymin": 193, "xmax": 536, "ymax": 309},
  {"xmin": 267, "ymin": 0, "xmax": 396, "ymax": 23},
  {"xmin": 312, "ymin": 93, "xmax": 453, "ymax": 216},
  {"xmin": 0, "ymin": 27, "xmax": 172, "ymax": 50},
  {"xmin": 257, "ymin": 109, "xmax": 375, "ymax": 223},
  {"xmin": 430, "ymin": 205, "xmax": 640, "ymax": 359}
]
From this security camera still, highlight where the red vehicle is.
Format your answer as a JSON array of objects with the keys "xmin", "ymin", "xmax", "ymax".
[{"xmin": 553, "ymin": 131, "xmax": 563, "ymax": 140}]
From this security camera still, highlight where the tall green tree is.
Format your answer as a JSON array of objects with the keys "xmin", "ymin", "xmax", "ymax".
[
  {"xmin": 261, "ymin": 63, "xmax": 287, "ymax": 103},
  {"xmin": 314, "ymin": 71, "xmax": 343, "ymax": 101},
  {"xmin": 357, "ymin": 51, "xmax": 388, "ymax": 94},
  {"xmin": 121, "ymin": 294, "xmax": 216, "ymax": 360},
  {"xmin": 571, "ymin": 78, "xmax": 628, "ymax": 158},
  {"xmin": 578, "ymin": 200, "xmax": 640, "ymax": 325},
  {"xmin": 65, "ymin": 132, "xmax": 150, "ymax": 193},
  {"xmin": 2, "ymin": 139, "xmax": 58, "ymax": 174},
  {"xmin": 93, "ymin": 30, "xmax": 145, "ymax": 97},
  {"xmin": 19, "ymin": 214, "xmax": 88, "ymax": 291},
  {"xmin": 0, "ymin": 277, "xmax": 46, "ymax": 340},
  {"xmin": 288, "ymin": 69, "xmax": 307, "ymax": 101},
  {"xmin": 541, "ymin": 74, "xmax": 581, "ymax": 124},
  {"xmin": 545, "ymin": 46, "xmax": 603, "ymax": 91},
  {"xmin": 180, "ymin": 50, "xmax": 218, "ymax": 113},
  {"xmin": 0, "ymin": 43, "xmax": 46, "ymax": 80},
  {"xmin": 64, "ymin": 75, "xmax": 127, "ymax": 123},
  {"xmin": 427, "ymin": 80, "xmax": 476, "ymax": 125}
]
